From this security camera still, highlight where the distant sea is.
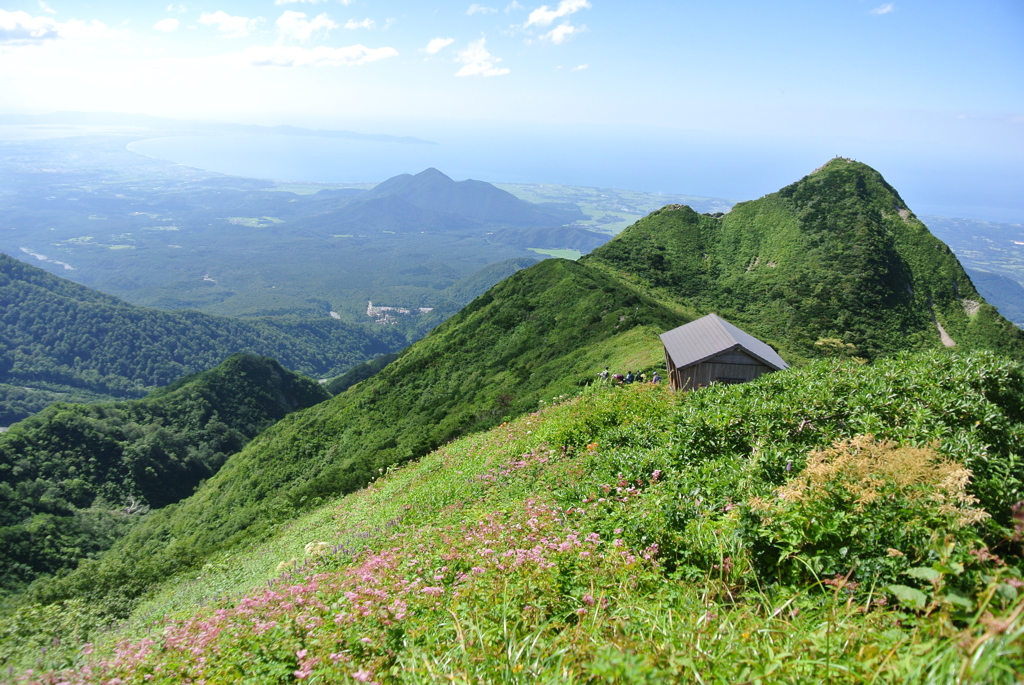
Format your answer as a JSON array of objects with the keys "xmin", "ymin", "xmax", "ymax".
[{"xmin": 127, "ymin": 130, "xmax": 1023, "ymax": 224}]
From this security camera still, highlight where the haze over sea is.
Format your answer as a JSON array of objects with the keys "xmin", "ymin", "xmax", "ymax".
[{"xmin": 127, "ymin": 125, "xmax": 1023, "ymax": 225}]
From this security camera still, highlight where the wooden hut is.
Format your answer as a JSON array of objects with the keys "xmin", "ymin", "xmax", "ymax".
[{"xmin": 660, "ymin": 314, "xmax": 788, "ymax": 391}]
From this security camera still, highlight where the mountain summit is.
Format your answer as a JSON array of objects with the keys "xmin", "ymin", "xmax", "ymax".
[
  {"xmin": 587, "ymin": 157, "xmax": 1023, "ymax": 361},
  {"xmin": 288, "ymin": 167, "xmax": 606, "ymax": 250},
  {"xmin": 361, "ymin": 168, "xmax": 582, "ymax": 227}
]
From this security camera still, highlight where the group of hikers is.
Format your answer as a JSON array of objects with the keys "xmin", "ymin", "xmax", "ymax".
[{"xmin": 598, "ymin": 366, "xmax": 661, "ymax": 385}]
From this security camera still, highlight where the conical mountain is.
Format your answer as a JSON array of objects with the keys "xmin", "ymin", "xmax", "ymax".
[
  {"xmin": 586, "ymin": 158, "xmax": 1023, "ymax": 361},
  {"xmin": 361, "ymin": 168, "xmax": 583, "ymax": 227}
]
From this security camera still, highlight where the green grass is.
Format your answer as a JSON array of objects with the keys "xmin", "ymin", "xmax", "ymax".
[
  {"xmin": 528, "ymin": 247, "xmax": 583, "ymax": 260},
  {"xmin": 11, "ymin": 350, "xmax": 1023, "ymax": 682},
  {"xmin": 8, "ymin": 259, "xmax": 686, "ymax": 630}
]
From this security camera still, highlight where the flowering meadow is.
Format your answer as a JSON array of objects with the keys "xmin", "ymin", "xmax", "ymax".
[{"xmin": 8, "ymin": 350, "xmax": 1024, "ymax": 683}]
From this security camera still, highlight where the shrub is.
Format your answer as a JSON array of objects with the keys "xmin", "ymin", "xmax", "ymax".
[{"xmin": 741, "ymin": 435, "xmax": 994, "ymax": 590}]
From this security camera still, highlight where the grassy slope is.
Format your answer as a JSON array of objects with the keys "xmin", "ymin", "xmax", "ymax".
[
  {"xmin": 9, "ymin": 159, "xmax": 1024, "ymax": 678},
  {"xmin": 15, "ymin": 158, "xmax": 1024, "ymax": 634},
  {"xmin": 586, "ymin": 159, "xmax": 1024, "ymax": 362},
  {"xmin": 11, "ymin": 350, "xmax": 1024, "ymax": 681},
  {"xmin": 18, "ymin": 258, "xmax": 689, "ymax": 619}
]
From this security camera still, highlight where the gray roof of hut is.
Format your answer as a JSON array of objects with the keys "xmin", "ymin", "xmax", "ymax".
[{"xmin": 660, "ymin": 314, "xmax": 789, "ymax": 371}]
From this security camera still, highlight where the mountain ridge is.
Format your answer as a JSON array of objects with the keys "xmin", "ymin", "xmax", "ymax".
[
  {"xmin": 586, "ymin": 158, "xmax": 1024, "ymax": 362},
  {"xmin": 5, "ymin": 159, "xmax": 1023, "ymax": 671}
]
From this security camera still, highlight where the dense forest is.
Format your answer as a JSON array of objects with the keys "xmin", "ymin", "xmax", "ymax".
[
  {"xmin": 0, "ymin": 354, "xmax": 329, "ymax": 596},
  {"xmin": 0, "ymin": 253, "xmax": 403, "ymax": 423}
]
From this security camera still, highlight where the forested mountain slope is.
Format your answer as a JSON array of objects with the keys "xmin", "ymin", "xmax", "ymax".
[
  {"xmin": 586, "ymin": 158, "xmax": 1024, "ymax": 362},
  {"xmin": 21, "ymin": 257, "xmax": 690, "ymax": 617},
  {"xmin": 0, "ymin": 254, "xmax": 404, "ymax": 422},
  {"xmin": 0, "ymin": 354, "xmax": 329, "ymax": 597},
  {"xmin": 10, "ymin": 159, "xmax": 1023, "ymax": 650}
]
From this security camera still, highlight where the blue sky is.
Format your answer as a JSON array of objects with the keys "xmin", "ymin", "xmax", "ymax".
[{"xmin": 0, "ymin": 1, "xmax": 1022, "ymax": 218}]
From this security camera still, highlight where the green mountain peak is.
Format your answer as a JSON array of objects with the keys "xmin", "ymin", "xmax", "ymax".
[{"xmin": 587, "ymin": 159, "xmax": 1023, "ymax": 362}]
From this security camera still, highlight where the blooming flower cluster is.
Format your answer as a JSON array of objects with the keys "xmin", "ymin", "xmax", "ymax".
[{"xmin": 26, "ymin": 489, "xmax": 659, "ymax": 684}]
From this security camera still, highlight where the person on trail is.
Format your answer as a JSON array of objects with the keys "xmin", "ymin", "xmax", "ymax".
[
  {"xmin": 625, "ymin": 371, "xmax": 634, "ymax": 384},
  {"xmin": 652, "ymin": 372, "xmax": 661, "ymax": 384},
  {"xmin": 636, "ymin": 370, "xmax": 645, "ymax": 383},
  {"xmin": 599, "ymin": 367, "xmax": 609, "ymax": 381}
]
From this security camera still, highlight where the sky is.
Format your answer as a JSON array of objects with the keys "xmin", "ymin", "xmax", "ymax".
[{"xmin": 0, "ymin": 1, "xmax": 1022, "ymax": 219}]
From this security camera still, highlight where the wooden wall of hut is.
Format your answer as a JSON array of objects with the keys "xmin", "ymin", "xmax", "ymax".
[{"xmin": 667, "ymin": 349, "xmax": 774, "ymax": 391}]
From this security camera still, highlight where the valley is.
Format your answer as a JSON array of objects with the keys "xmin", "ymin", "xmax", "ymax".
[
  {"xmin": 1, "ymin": 131, "xmax": 1023, "ymax": 681},
  {"xmin": 2, "ymin": 0, "xmax": 1020, "ymax": 678},
  {"xmin": 1, "ymin": 157, "xmax": 1022, "ymax": 681}
]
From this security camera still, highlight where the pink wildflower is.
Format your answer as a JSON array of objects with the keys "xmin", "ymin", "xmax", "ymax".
[
  {"xmin": 352, "ymin": 670, "xmax": 375, "ymax": 682},
  {"xmin": 422, "ymin": 586, "xmax": 444, "ymax": 596}
]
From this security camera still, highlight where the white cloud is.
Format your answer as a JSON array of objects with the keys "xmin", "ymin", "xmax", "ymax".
[
  {"xmin": 277, "ymin": 11, "xmax": 337, "ymax": 41},
  {"xmin": 344, "ymin": 18, "xmax": 375, "ymax": 30},
  {"xmin": 542, "ymin": 21, "xmax": 579, "ymax": 44},
  {"xmin": 167, "ymin": 3, "xmax": 186, "ymax": 11},
  {"xmin": 0, "ymin": 9, "xmax": 59, "ymax": 44},
  {"xmin": 570, "ymin": 63, "xmax": 587, "ymax": 71},
  {"xmin": 0, "ymin": 9, "xmax": 110, "ymax": 45},
  {"xmin": 227, "ymin": 43, "xmax": 397, "ymax": 67},
  {"xmin": 505, "ymin": 2, "xmax": 524, "ymax": 11},
  {"xmin": 869, "ymin": 3, "xmax": 895, "ymax": 15},
  {"xmin": 425, "ymin": 37, "xmax": 455, "ymax": 54},
  {"xmin": 199, "ymin": 11, "xmax": 260, "ymax": 38},
  {"xmin": 153, "ymin": 18, "xmax": 180, "ymax": 33},
  {"xmin": 38, "ymin": 2, "xmax": 56, "ymax": 15},
  {"xmin": 455, "ymin": 37, "xmax": 509, "ymax": 77},
  {"xmin": 525, "ymin": 0, "xmax": 590, "ymax": 28},
  {"xmin": 467, "ymin": 4, "xmax": 498, "ymax": 14}
]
